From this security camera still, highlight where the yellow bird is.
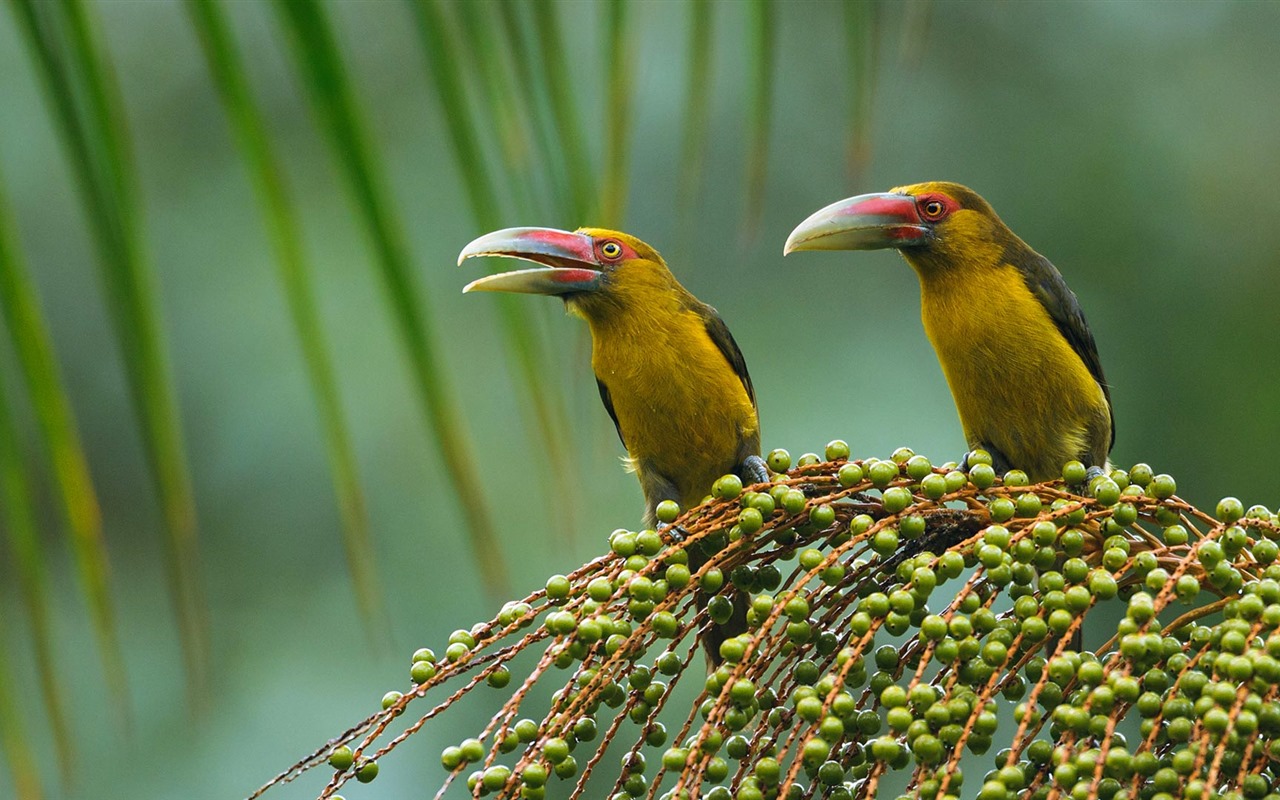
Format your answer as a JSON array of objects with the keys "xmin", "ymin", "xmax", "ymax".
[
  {"xmin": 786, "ymin": 182, "xmax": 1113, "ymax": 482},
  {"xmin": 460, "ymin": 227, "xmax": 767, "ymax": 661}
]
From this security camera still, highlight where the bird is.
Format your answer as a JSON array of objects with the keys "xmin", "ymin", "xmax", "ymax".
[
  {"xmin": 459, "ymin": 226, "xmax": 768, "ymax": 661},
  {"xmin": 784, "ymin": 181, "xmax": 1113, "ymax": 483}
]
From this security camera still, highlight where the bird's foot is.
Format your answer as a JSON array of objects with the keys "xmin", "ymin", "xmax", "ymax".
[
  {"xmin": 1083, "ymin": 465, "xmax": 1109, "ymax": 497},
  {"xmin": 960, "ymin": 449, "xmax": 989, "ymax": 472},
  {"xmin": 740, "ymin": 455, "xmax": 770, "ymax": 486},
  {"xmin": 962, "ymin": 446, "xmax": 1011, "ymax": 476},
  {"xmin": 657, "ymin": 522, "xmax": 690, "ymax": 543}
]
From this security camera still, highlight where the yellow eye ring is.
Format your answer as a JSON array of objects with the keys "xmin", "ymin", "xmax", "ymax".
[
  {"xmin": 600, "ymin": 241, "xmax": 622, "ymax": 259},
  {"xmin": 921, "ymin": 200, "xmax": 946, "ymax": 220}
]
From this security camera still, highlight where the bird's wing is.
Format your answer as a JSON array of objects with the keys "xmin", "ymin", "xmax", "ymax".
[
  {"xmin": 596, "ymin": 378, "xmax": 627, "ymax": 448},
  {"xmin": 1021, "ymin": 253, "xmax": 1116, "ymax": 449},
  {"xmin": 700, "ymin": 305, "xmax": 757, "ymax": 409}
]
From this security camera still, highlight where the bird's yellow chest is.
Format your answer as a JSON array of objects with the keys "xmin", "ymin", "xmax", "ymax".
[
  {"xmin": 918, "ymin": 264, "xmax": 1106, "ymax": 479},
  {"xmin": 588, "ymin": 310, "xmax": 758, "ymax": 507}
]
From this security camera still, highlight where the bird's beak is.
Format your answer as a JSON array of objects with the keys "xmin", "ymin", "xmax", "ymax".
[
  {"xmin": 783, "ymin": 193, "xmax": 930, "ymax": 255},
  {"xmin": 459, "ymin": 227, "xmax": 604, "ymax": 295}
]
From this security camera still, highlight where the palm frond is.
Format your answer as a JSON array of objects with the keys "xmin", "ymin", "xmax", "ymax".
[
  {"xmin": 495, "ymin": 1, "xmax": 573, "ymax": 220},
  {"xmin": 410, "ymin": 0, "xmax": 582, "ymax": 542},
  {"xmin": 0, "ymin": 601, "xmax": 42, "ymax": 800},
  {"xmin": 743, "ymin": 0, "xmax": 776, "ymax": 235},
  {"xmin": 0, "ymin": 175, "xmax": 80, "ymax": 779},
  {"xmin": 528, "ymin": 0, "xmax": 595, "ymax": 223},
  {"xmin": 10, "ymin": 0, "xmax": 210, "ymax": 710},
  {"xmin": 599, "ymin": 0, "xmax": 635, "ymax": 227},
  {"xmin": 272, "ymin": 0, "xmax": 511, "ymax": 598},
  {"xmin": 452, "ymin": 0, "xmax": 545, "ymax": 217},
  {"xmin": 676, "ymin": 0, "xmax": 714, "ymax": 235},
  {"xmin": 185, "ymin": 0, "xmax": 388, "ymax": 636},
  {"xmin": 844, "ymin": 1, "xmax": 879, "ymax": 183}
]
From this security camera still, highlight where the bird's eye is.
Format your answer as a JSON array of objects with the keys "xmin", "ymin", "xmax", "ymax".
[
  {"xmin": 600, "ymin": 241, "xmax": 623, "ymax": 259},
  {"xmin": 919, "ymin": 198, "xmax": 948, "ymax": 221}
]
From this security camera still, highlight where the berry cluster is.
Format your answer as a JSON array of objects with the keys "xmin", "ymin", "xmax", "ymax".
[{"xmin": 254, "ymin": 445, "xmax": 1280, "ymax": 800}]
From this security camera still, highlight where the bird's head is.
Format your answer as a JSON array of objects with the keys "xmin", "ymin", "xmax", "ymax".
[
  {"xmin": 459, "ymin": 227, "xmax": 676, "ymax": 318},
  {"xmin": 784, "ymin": 181, "xmax": 1014, "ymax": 275}
]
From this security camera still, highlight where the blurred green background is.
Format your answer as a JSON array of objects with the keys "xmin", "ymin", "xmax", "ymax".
[{"xmin": 0, "ymin": 1, "xmax": 1277, "ymax": 798}]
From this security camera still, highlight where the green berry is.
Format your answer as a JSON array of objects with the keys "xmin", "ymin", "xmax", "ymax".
[
  {"xmin": 906, "ymin": 454, "xmax": 933, "ymax": 480},
  {"xmin": 460, "ymin": 738, "xmax": 485, "ymax": 762},
  {"xmin": 1217, "ymin": 496, "xmax": 1245, "ymax": 523},
  {"xmin": 921, "ymin": 473, "xmax": 948, "ymax": 499},
  {"xmin": 868, "ymin": 459, "xmax": 899, "ymax": 488},
  {"xmin": 1092, "ymin": 478, "xmax": 1121, "ymax": 506},
  {"xmin": 543, "ymin": 737, "xmax": 570, "ymax": 764},
  {"xmin": 356, "ymin": 760, "xmax": 379, "ymax": 783},
  {"xmin": 825, "ymin": 440, "xmax": 851, "ymax": 461},
  {"xmin": 781, "ymin": 489, "xmax": 807, "ymax": 515},
  {"xmin": 553, "ymin": 755, "xmax": 578, "ymax": 779},
  {"xmin": 329, "ymin": 745, "xmax": 355, "ymax": 771},
  {"xmin": 546, "ymin": 574, "xmax": 571, "ymax": 600},
  {"xmin": 522, "ymin": 764, "xmax": 548, "ymax": 787},
  {"xmin": 1149, "ymin": 474, "xmax": 1177, "ymax": 499},
  {"xmin": 802, "ymin": 736, "xmax": 831, "ymax": 766},
  {"xmin": 713, "ymin": 474, "xmax": 743, "ymax": 500},
  {"xmin": 810, "ymin": 503, "xmax": 836, "ymax": 528},
  {"xmin": 651, "ymin": 611, "xmax": 679, "ymax": 638},
  {"xmin": 1062, "ymin": 461, "xmax": 1087, "ymax": 484},
  {"xmin": 766, "ymin": 449, "xmax": 791, "ymax": 473},
  {"xmin": 441, "ymin": 745, "xmax": 464, "ymax": 770},
  {"xmin": 738, "ymin": 507, "xmax": 764, "ymax": 534},
  {"xmin": 1004, "ymin": 469, "xmax": 1029, "ymax": 487},
  {"xmin": 969, "ymin": 463, "xmax": 996, "ymax": 489},
  {"xmin": 871, "ymin": 528, "xmax": 899, "ymax": 555},
  {"xmin": 883, "ymin": 486, "xmax": 913, "ymax": 514},
  {"xmin": 482, "ymin": 765, "xmax": 512, "ymax": 791},
  {"xmin": 838, "ymin": 462, "xmax": 865, "ymax": 486},
  {"xmin": 487, "ymin": 665, "xmax": 511, "ymax": 688},
  {"xmin": 655, "ymin": 500, "xmax": 680, "ymax": 524},
  {"xmin": 701, "ymin": 568, "xmax": 724, "ymax": 593},
  {"xmin": 411, "ymin": 660, "xmax": 437, "ymax": 684}
]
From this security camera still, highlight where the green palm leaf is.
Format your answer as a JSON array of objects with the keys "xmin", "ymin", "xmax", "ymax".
[
  {"xmin": 451, "ymin": 0, "xmax": 545, "ymax": 217},
  {"xmin": 11, "ymin": 0, "xmax": 210, "ymax": 709},
  {"xmin": 272, "ymin": 0, "xmax": 510, "ymax": 598},
  {"xmin": 410, "ymin": 0, "xmax": 581, "ymax": 541},
  {"xmin": 599, "ymin": 0, "xmax": 634, "ymax": 227},
  {"xmin": 0, "ymin": 175, "xmax": 80, "ymax": 779},
  {"xmin": 528, "ymin": 0, "xmax": 595, "ymax": 222},
  {"xmin": 186, "ymin": 0, "xmax": 388, "ymax": 635},
  {"xmin": 843, "ymin": 0, "xmax": 879, "ymax": 183},
  {"xmin": 0, "ymin": 595, "xmax": 42, "ymax": 800},
  {"xmin": 676, "ymin": 0, "xmax": 714, "ymax": 228},
  {"xmin": 744, "ymin": 0, "xmax": 776, "ymax": 233}
]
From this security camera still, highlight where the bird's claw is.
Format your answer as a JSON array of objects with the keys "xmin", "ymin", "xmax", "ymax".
[
  {"xmin": 1083, "ymin": 465, "xmax": 1108, "ymax": 496},
  {"xmin": 962, "ymin": 447, "xmax": 1010, "ymax": 475},
  {"xmin": 741, "ymin": 455, "xmax": 769, "ymax": 486},
  {"xmin": 657, "ymin": 522, "xmax": 690, "ymax": 543}
]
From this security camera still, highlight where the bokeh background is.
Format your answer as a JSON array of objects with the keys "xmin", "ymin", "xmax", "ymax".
[{"xmin": 0, "ymin": 1, "xmax": 1277, "ymax": 798}]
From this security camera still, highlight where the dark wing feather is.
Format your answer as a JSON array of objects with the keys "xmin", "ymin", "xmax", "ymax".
[
  {"xmin": 1018, "ymin": 251, "xmax": 1116, "ymax": 450},
  {"xmin": 698, "ymin": 303, "xmax": 757, "ymax": 409},
  {"xmin": 596, "ymin": 379, "xmax": 627, "ymax": 449}
]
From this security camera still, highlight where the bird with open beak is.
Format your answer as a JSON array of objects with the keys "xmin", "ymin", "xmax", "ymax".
[{"xmin": 461, "ymin": 226, "xmax": 768, "ymax": 662}]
